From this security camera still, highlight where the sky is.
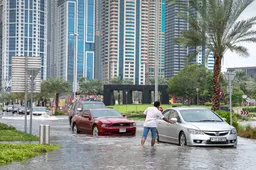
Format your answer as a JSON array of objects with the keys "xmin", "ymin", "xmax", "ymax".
[{"xmin": 222, "ymin": 1, "xmax": 256, "ymax": 71}]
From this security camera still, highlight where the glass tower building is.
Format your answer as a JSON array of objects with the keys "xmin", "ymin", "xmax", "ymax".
[
  {"xmin": 52, "ymin": 0, "xmax": 95, "ymax": 87},
  {"xmin": 1, "ymin": 0, "xmax": 47, "ymax": 90}
]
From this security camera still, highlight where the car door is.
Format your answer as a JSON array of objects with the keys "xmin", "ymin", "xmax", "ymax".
[
  {"xmin": 157, "ymin": 109, "xmax": 171, "ymax": 141},
  {"xmin": 75, "ymin": 102, "xmax": 83, "ymax": 131},
  {"xmin": 166, "ymin": 109, "xmax": 181, "ymax": 144},
  {"xmin": 80, "ymin": 110, "xmax": 92, "ymax": 134}
]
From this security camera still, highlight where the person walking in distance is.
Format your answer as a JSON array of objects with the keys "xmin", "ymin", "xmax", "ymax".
[{"xmin": 141, "ymin": 101, "xmax": 175, "ymax": 146}]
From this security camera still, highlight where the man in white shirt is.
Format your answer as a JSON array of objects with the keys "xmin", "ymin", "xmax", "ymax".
[{"xmin": 141, "ymin": 101, "xmax": 175, "ymax": 146}]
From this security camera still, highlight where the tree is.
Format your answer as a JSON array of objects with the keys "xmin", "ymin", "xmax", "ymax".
[
  {"xmin": 169, "ymin": 0, "xmax": 256, "ymax": 110},
  {"xmin": 44, "ymin": 77, "xmax": 70, "ymax": 111},
  {"xmin": 168, "ymin": 64, "xmax": 209, "ymax": 104},
  {"xmin": 79, "ymin": 78, "xmax": 103, "ymax": 95},
  {"xmin": 146, "ymin": 77, "xmax": 169, "ymax": 85},
  {"xmin": 109, "ymin": 77, "xmax": 133, "ymax": 85}
]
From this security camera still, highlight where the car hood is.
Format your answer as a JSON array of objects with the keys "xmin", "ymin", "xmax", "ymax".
[
  {"xmin": 187, "ymin": 122, "xmax": 233, "ymax": 131},
  {"xmin": 96, "ymin": 117, "xmax": 133, "ymax": 124}
]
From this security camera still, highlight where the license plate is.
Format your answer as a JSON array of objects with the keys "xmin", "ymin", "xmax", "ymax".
[
  {"xmin": 119, "ymin": 128, "xmax": 126, "ymax": 133},
  {"xmin": 210, "ymin": 137, "xmax": 227, "ymax": 142}
]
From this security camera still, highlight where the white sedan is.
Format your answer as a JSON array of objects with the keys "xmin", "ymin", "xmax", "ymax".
[{"xmin": 156, "ymin": 108, "xmax": 237, "ymax": 147}]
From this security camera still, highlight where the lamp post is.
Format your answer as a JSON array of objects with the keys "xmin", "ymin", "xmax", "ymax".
[
  {"xmin": 126, "ymin": 91, "xmax": 128, "ymax": 113},
  {"xmin": 154, "ymin": 0, "xmax": 160, "ymax": 101},
  {"xmin": 196, "ymin": 88, "xmax": 199, "ymax": 105},
  {"xmin": 70, "ymin": 33, "xmax": 78, "ymax": 101}
]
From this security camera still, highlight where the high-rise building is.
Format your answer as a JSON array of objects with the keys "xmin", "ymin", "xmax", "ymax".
[
  {"xmin": 147, "ymin": 0, "xmax": 165, "ymax": 79},
  {"xmin": 52, "ymin": 0, "xmax": 95, "ymax": 86},
  {"xmin": 101, "ymin": 0, "xmax": 164, "ymax": 85},
  {"xmin": 47, "ymin": 0, "xmax": 57, "ymax": 78},
  {"xmin": 94, "ymin": 0, "xmax": 102, "ymax": 80},
  {"xmin": 0, "ymin": 0, "xmax": 3, "ymax": 90},
  {"xmin": 1, "ymin": 0, "xmax": 47, "ymax": 91},
  {"xmin": 197, "ymin": 48, "xmax": 214, "ymax": 71}
]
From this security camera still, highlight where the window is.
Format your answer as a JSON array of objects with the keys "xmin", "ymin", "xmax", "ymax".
[
  {"xmin": 169, "ymin": 110, "xmax": 181, "ymax": 123},
  {"xmin": 162, "ymin": 109, "xmax": 171, "ymax": 119}
]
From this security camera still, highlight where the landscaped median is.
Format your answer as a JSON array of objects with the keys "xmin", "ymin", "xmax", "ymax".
[{"xmin": 0, "ymin": 123, "xmax": 59, "ymax": 166}]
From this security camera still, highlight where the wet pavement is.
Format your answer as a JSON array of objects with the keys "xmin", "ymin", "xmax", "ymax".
[{"xmin": 1, "ymin": 113, "xmax": 256, "ymax": 170}]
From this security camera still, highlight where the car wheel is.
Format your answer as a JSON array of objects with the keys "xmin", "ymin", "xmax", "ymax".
[
  {"xmin": 92, "ymin": 125, "xmax": 99, "ymax": 137},
  {"xmin": 179, "ymin": 132, "xmax": 187, "ymax": 146},
  {"xmin": 72, "ymin": 124, "xmax": 80, "ymax": 134}
]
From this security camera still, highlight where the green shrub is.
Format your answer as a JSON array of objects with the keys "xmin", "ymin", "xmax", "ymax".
[
  {"xmin": 204, "ymin": 102, "xmax": 212, "ymax": 106},
  {"xmin": 242, "ymin": 107, "xmax": 256, "ymax": 112},
  {"xmin": 54, "ymin": 110, "xmax": 65, "ymax": 115},
  {"xmin": 215, "ymin": 111, "xmax": 238, "ymax": 130},
  {"xmin": 0, "ymin": 123, "xmax": 16, "ymax": 130},
  {"xmin": 172, "ymin": 103, "xmax": 183, "ymax": 107},
  {"xmin": 238, "ymin": 125, "xmax": 256, "ymax": 139}
]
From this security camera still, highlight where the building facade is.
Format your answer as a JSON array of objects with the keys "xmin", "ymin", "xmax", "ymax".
[
  {"xmin": 0, "ymin": 0, "xmax": 3, "ymax": 90},
  {"xmin": 1, "ymin": 0, "xmax": 47, "ymax": 91},
  {"xmin": 101, "ymin": 0, "xmax": 164, "ymax": 85},
  {"xmin": 53, "ymin": 0, "xmax": 95, "ymax": 86},
  {"xmin": 227, "ymin": 67, "xmax": 256, "ymax": 78},
  {"xmin": 164, "ymin": 0, "xmax": 189, "ymax": 78},
  {"xmin": 196, "ymin": 46, "xmax": 214, "ymax": 71}
]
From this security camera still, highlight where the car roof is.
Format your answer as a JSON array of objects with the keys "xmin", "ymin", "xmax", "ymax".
[
  {"xmin": 88, "ymin": 108, "xmax": 115, "ymax": 111},
  {"xmin": 80, "ymin": 101, "xmax": 104, "ymax": 103},
  {"xmin": 166, "ymin": 107, "xmax": 209, "ymax": 111}
]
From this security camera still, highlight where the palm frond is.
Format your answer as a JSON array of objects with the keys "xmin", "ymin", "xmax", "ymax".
[
  {"xmin": 184, "ymin": 51, "xmax": 199, "ymax": 66},
  {"xmin": 226, "ymin": 44, "xmax": 249, "ymax": 57}
]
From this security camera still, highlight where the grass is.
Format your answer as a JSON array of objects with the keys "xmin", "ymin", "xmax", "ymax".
[
  {"xmin": 0, "ymin": 144, "xmax": 59, "ymax": 165},
  {"xmin": 107, "ymin": 104, "xmax": 209, "ymax": 114},
  {"xmin": 238, "ymin": 125, "xmax": 256, "ymax": 139},
  {"xmin": 0, "ymin": 123, "xmax": 38, "ymax": 141},
  {"xmin": 0, "ymin": 123, "xmax": 59, "ymax": 166}
]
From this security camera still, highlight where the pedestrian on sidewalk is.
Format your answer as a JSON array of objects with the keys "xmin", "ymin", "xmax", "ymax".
[{"xmin": 141, "ymin": 101, "xmax": 175, "ymax": 146}]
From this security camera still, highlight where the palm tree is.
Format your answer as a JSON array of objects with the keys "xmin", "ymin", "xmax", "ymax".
[
  {"xmin": 79, "ymin": 78, "xmax": 103, "ymax": 95},
  {"xmin": 44, "ymin": 77, "xmax": 70, "ymax": 111},
  {"xmin": 169, "ymin": 0, "xmax": 256, "ymax": 110}
]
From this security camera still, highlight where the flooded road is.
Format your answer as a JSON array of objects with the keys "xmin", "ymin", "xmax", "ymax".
[{"xmin": 0, "ymin": 113, "xmax": 256, "ymax": 170}]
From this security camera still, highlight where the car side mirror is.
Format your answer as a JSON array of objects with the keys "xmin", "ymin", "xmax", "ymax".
[
  {"xmin": 222, "ymin": 117, "xmax": 227, "ymax": 121},
  {"xmin": 77, "ymin": 108, "xmax": 82, "ymax": 112},
  {"xmin": 170, "ymin": 118, "xmax": 177, "ymax": 122},
  {"xmin": 123, "ymin": 114, "xmax": 127, "ymax": 118}
]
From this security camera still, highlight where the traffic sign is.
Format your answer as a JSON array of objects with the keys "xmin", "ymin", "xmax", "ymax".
[
  {"xmin": 224, "ymin": 72, "xmax": 236, "ymax": 82},
  {"xmin": 241, "ymin": 110, "xmax": 249, "ymax": 115}
]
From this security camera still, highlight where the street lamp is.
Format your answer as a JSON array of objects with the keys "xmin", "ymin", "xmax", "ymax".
[
  {"xmin": 70, "ymin": 33, "xmax": 78, "ymax": 101},
  {"xmin": 196, "ymin": 88, "xmax": 199, "ymax": 105},
  {"xmin": 154, "ymin": 0, "xmax": 160, "ymax": 102},
  {"xmin": 125, "ymin": 91, "xmax": 128, "ymax": 113}
]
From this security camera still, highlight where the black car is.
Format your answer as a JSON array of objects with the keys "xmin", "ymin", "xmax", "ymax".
[{"xmin": 68, "ymin": 101, "xmax": 106, "ymax": 127}]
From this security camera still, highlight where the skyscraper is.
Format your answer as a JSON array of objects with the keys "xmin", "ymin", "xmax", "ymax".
[
  {"xmin": 164, "ymin": 0, "xmax": 190, "ymax": 78},
  {"xmin": 101, "ymin": 0, "xmax": 164, "ymax": 85},
  {"xmin": 0, "ymin": 0, "xmax": 3, "ymax": 90},
  {"xmin": 147, "ymin": 0, "xmax": 165, "ymax": 79},
  {"xmin": 1, "ymin": 0, "xmax": 47, "ymax": 91},
  {"xmin": 52, "ymin": 0, "xmax": 95, "ymax": 86}
]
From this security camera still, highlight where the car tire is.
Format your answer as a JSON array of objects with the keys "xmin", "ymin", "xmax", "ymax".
[
  {"xmin": 92, "ymin": 125, "xmax": 99, "ymax": 137},
  {"xmin": 72, "ymin": 123, "xmax": 80, "ymax": 134},
  {"xmin": 179, "ymin": 131, "xmax": 187, "ymax": 146}
]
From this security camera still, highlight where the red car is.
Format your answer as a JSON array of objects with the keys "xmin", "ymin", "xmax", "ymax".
[{"xmin": 71, "ymin": 108, "xmax": 136, "ymax": 136}]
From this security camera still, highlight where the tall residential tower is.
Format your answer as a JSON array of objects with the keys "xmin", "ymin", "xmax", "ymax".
[
  {"xmin": 1, "ymin": 0, "xmax": 47, "ymax": 91},
  {"xmin": 101, "ymin": 0, "xmax": 164, "ymax": 85}
]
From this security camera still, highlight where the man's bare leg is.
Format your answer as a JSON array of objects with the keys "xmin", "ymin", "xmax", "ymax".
[
  {"xmin": 141, "ymin": 138, "xmax": 146, "ymax": 146},
  {"xmin": 151, "ymin": 139, "xmax": 156, "ymax": 146}
]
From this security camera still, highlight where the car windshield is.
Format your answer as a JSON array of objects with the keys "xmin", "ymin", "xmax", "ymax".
[
  {"xmin": 91, "ymin": 110, "xmax": 122, "ymax": 118},
  {"xmin": 83, "ymin": 103, "xmax": 105, "ymax": 110},
  {"xmin": 33, "ymin": 107, "xmax": 47, "ymax": 112},
  {"xmin": 179, "ymin": 109, "xmax": 223, "ymax": 122}
]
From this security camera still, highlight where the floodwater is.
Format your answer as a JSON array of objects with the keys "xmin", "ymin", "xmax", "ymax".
[{"xmin": 0, "ymin": 113, "xmax": 256, "ymax": 170}]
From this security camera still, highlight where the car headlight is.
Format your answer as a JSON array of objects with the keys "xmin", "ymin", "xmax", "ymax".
[
  {"xmin": 187, "ymin": 128, "xmax": 204, "ymax": 135},
  {"xmin": 230, "ymin": 128, "xmax": 237, "ymax": 134},
  {"xmin": 132, "ymin": 122, "xmax": 136, "ymax": 126},
  {"xmin": 101, "ymin": 123, "xmax": 111, "ymax": 127}
]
